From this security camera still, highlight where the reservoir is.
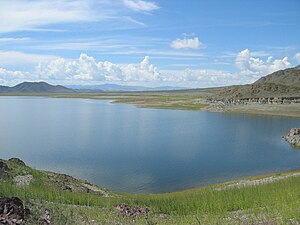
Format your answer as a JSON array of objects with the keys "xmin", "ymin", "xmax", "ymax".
[{"xmin": 0, "ymin": 96, "xmax": 300, "ymax": 193}]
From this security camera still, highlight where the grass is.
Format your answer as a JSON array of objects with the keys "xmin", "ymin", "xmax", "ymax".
[{"xmin": 2, "ymin": 160, "xmax": 300, "ymax": 224}]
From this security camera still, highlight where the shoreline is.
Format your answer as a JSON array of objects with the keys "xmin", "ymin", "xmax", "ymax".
[
  {"xmin": 2, "ymin": 158, "xmax": 300, "ymax": 224},
  {"xmin": 2, "ymin": 156, "xmax": 300, "ymax": 195},
  {"xmin": 1, "ymin": 93, "xmax": 300, "ymax": 118}
]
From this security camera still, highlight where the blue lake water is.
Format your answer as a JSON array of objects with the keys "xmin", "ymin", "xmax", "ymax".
[{"xmin": 0, "ymin": 96, "xmax": 300, "ymax": 193}]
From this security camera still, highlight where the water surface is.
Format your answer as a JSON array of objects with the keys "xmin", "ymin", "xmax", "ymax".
[{"xmin": 0, "ymin": 96, "xmax": 300, "ymax": 193}]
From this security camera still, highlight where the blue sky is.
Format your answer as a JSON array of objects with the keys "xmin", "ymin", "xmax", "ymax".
[{"xmin": 0, "ymin": 0, "xmax": 299, "ymax": 87}]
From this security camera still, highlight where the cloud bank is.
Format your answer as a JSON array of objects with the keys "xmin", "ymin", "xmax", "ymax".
[
  {"xmin": 36, "ymin": 54, "xmax": 161, "ymax": 82},
  {"xmin": 0, "ymin": 50, "xmax": 295, "ymax": 87}
]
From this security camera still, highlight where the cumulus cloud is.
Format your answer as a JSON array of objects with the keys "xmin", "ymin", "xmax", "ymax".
[
  {"xmin": 36, "ymin": 53, "xmax": 161, "ymax": 82},
  {"xmin": 295, "ymin": 52, "xmax": 300, "ymax": 64},
  {"xmin": 123, "ymin": 0, "xmax": 159, "ymax": 12},
  {"xmin": 171, "ymin": 37, "xmax": 202, "ymax": 49},
  {"xmin": 0, "ymin": 68, "xmax": 32, "ymax": 84},
  {"xmin": 235, "ymin": 49, "xmax": 292, "ymax": 75},
  {"xmin": 0, "ymin": 51, "xmax": 297, "ymax": 88}
]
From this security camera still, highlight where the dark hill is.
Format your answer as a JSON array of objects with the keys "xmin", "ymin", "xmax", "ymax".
[
  {"xmin": 254, "ymin": 65, "xmax": 300, "ymax": 88},
  {"xmin": 0, "ymin": 82, "xmax": 74, "ymax": 93},
  {"xmin": 217, "ymin": 65, "xmax": 300, "ymax": 99}
]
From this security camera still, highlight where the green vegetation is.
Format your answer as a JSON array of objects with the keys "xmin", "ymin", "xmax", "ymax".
[{"xmin": 2, "ymin": 159, "xmax": 300, "ymax": 224}]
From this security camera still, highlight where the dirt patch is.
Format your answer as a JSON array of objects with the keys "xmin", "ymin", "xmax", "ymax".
[
  {"xmin": 45, "ymin": 172, "xmax": 111, "ymax": 197},
  {"xmin": 115, "ymin": 204, "xmax": 150, "ymax": 217}
]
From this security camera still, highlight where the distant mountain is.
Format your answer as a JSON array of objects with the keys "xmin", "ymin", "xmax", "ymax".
[
  {"xmin": 217, "ymin": 65, "xmax": 300, "ymax": 99},
  {"xmin": 0, "ymin": 82, "xmax": 74, "ymax": 93},
  {"xmin": 67, "ymin": 84, "xmax": 186, "ymax": 92}
]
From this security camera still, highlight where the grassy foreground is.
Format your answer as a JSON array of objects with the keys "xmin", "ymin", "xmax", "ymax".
[{"xmin": 2, "ymin": 159, "xmax": 300, "ymax": 224}]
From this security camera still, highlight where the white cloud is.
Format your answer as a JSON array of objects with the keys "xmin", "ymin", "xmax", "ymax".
[
  {"xmin": 0, "ymin": 68, "xmax": 32, "ymax": 83},
  {"xmin": 0, "ymin": 37, "xmax": 31, "ymax": 42},
  {"xmin": 123, "ymin": 0, "xmax": 159, "ymax": 12},
  {"xmin": 295, "ymin": 53, "xmax": 300, "ymax": 64},
  {"xmin": 235, "ymin": 49, "xmax": 292, "ymax": 75},
  {"xmin": 34, "ymin": 53, "xmax": 252, "ymax": 87},
  {"xmin": 122, "ymin": 56, "xmax": 160, "ymax": 81},
  {"xmin": 171, "ymin": 37, "xmax": 202, "ymax": 49},
  {"xmin": 0, "ymin": 51, "xmax": 296, "ymax": 87},
  {"xmin": 160, "ymin": 69, "xmax": 253, "ymax": 87},
  {"xmin": 36, "ymin": 53, "xmax": 161, "ymax": 82},
  {"xmin": 0, "ymin": 0, "xmax": 121, "ymax": 33}
]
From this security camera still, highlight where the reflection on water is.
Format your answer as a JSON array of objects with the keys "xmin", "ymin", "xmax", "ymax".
[{"xmin": 0, "ymin": 96, "xmax": 300, "ymax": 193}]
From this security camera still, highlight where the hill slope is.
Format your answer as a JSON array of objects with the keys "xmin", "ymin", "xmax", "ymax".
[
  {"xmin": 217, "ymin": 65, "xmax": 300, "ymax": 99},
  {"xmin": 0, "ymin": 82, "xmax": 74, "ymax": 93},
  {"xmin": 2, "ymin": 157, "xmax": 300, "ymax": 224},
  {"xmin": 254, "ymin": 65, "xmax": 300, "ymax": 87}
]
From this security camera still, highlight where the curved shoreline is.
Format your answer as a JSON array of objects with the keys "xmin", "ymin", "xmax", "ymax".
[
  {"xmin": 1, "ymin": 93, "xmax": 300, "ymax": 118},
  {"xmin": 2, "ymin": 158, "xmax": 300, "ymax": 224}
]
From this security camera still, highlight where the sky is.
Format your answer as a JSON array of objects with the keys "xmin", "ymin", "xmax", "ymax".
[{"xmin": 0, "ymin": 0, "xmax": 299, "ymax": 88}]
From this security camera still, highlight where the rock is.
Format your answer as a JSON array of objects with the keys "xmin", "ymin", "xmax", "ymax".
[
  {"xmin": 0, "ymin": 161, "xmax": 9, "ymax": 171},
  {"xmin": 13, "ymin": 175, "xmax": 33, "ymax": 187},
  {"xmin": 8, "ymin": 158, "xmax": 26, "ymax": 166},
  {"xmin": 0, "ymin": 161, "xmax": 10, "ymax": 180},
  {"xmin": 0, "ymin": 197, "xmax": 30, "ymax": 225},
  {"xmin": 284, "ymin": 128, "xmax": 300, "ymax": 147},
  {"xmin": 39, "ymin": 210, "xmax": 51, "ymax": 225},
  {"xmin": 115, "ymin": 204, "xmax": 150, "ymax": 217},
  {"xmin": 0, "ymin": 171, "xmax": 10, "ymax": 180}
]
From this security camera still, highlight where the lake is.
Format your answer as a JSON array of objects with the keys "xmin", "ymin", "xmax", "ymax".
[{"xmin": 0, "ymin": 96, "xmax": 300, "ymax": 193}]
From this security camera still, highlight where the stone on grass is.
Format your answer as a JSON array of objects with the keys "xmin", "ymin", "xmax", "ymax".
[{"xmin": 0, "ymin": 197, "xmax": 30, "ymax": 225}]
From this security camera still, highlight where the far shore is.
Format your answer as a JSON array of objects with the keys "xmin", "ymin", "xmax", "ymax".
[{"xmin": 1, "ymin": 91, "xmax": 300, "ymax": 118}]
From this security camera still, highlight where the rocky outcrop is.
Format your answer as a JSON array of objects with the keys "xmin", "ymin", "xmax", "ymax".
[
  {"xmin": 284, "ymin": 128, "xmax": 300, "ymax": 147},
  {"xmin": 0, "ymin": 161, "xmax": 11, "ymax": 180},
  {"xmin": 0, "ymin": 197, "xmax": 30, "ymax": 225},
  {"xmin": 13, "ymin": 175, "xmax": 33, "ymax": 187},
  {"xmin": 8, "ymin": 158, "xmax": 26, "ymax": 167}
]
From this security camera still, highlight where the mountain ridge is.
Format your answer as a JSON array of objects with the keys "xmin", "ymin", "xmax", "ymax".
[
  {"xmin": 0, "ymin": 81, "xmax": 74, "ymax": 93},
  {"xmin": 216, "ymin": 65, "xmax": 300, "ymax": 99}
]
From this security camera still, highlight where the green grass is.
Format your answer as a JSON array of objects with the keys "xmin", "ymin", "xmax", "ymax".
[{"xmin": 2, "ymin": 161, "xmax": 300, "ymax": 224}]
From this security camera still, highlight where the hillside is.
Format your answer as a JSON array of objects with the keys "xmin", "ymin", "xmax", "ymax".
[
  {"xmin": 216, "ymin": 65, "xmax": 300, "ymax": 99},
  {"xmin": 0, "ymin": 82, "xmax": 74, "ymax": 93},
  {"xmin": 2, "ymin": 157, "xmax": 300, "ymax": 224},
  {"xmin": 254, "ymin": 65, "xmax": 300, "ymax": 87}
]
